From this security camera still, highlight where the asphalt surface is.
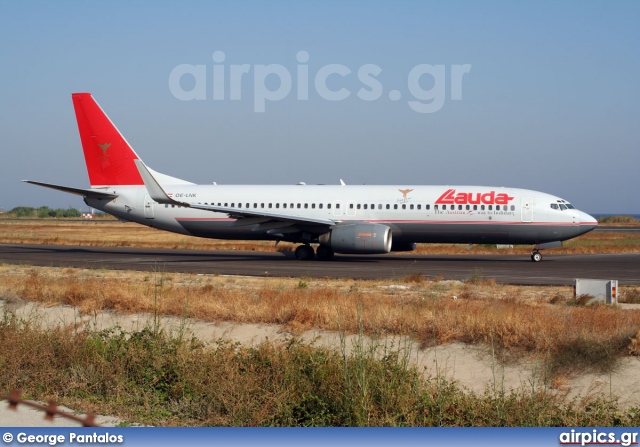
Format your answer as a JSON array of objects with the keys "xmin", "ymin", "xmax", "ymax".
[{"xmin": 0, "ymin": 243, "xmax": 638, "ymax": 285}]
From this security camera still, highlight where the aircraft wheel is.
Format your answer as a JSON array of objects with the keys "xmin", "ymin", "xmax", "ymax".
[
  {"xmin": 316, "ymin": 245, "xmax": 335, "ymax": 261},
  {"xmin": 531, "ymin": 251, "xmax": 542, "ymax": 262},
  {"xmin": 295, "ymin": 244, "xmax": 315, "ymax": 261}
]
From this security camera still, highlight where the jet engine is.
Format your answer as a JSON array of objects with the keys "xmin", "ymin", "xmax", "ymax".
[{"xmin": 318, "ymin": 223, "xmax": 392, "ymax": 254}]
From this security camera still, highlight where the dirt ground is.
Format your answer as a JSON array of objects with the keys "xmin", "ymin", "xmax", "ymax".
[{"xmin": 2, "ymin": 299, "xmax": 639, "ymax": 426}]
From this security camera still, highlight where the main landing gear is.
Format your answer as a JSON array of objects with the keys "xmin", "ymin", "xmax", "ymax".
[{"xmin": 294, "ymin": 244, "xmax": 334, "ymax": 261}]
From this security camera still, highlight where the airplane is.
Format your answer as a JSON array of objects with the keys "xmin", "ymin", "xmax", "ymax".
[{"xmin": 24, "ymin": 93, "xmax": 598, "ymax": 262}]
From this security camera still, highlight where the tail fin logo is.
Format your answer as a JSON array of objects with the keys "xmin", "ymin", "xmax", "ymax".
[{"xmin": 98, "ymin": 143, "xmax": 111, "ymax": 155}]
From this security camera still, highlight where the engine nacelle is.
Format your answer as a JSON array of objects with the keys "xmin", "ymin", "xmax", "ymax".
[
  {"xmin": 318, "ymin": 223, "xmax": 392, "ymax": 254},
  {"xmin": 391, "ymin": 241, "xmax": 417, "ymax": 252}
]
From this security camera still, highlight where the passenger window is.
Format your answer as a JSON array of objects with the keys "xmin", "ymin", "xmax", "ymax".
[
  {"xmin": 328, "ymin": 204, "xmax": 332, "ymax": 209},
  {"xmin": 311, "ymin": 204, "xmax": 315, "ymax": 209},
  {"xmin": 283, "ymin": 203, "xmax": 287, "ymax": 208},
  {"xmin": 488, "ymin": 205, "xmax": 493, "ymax": 211},
  {"xmin": 443, "ymin": 205, "xmax": 447, "ymax": 210},
  {"xmin": 426, "ymin": 204, "xmax": 430, "ymax": 210},
  {"xmin": 297, "ymin": 203, "xmax": 301, "ymax": 209},
  {"xmin": 378, "ymin": 204, "xmax": 382, "ymax": 209},
  {"xmin": 435, "ymin": 205, "xmax": 438, "ymax": 210},
  {"xmin": 511, "ymin": 205, "xmax": 515, "ymax": 211},
  {"xmin": 496, "ymin": 205, "xmax": 500, "ymax": 211},
  {"xmin": 410, "ymin": 204, "xmax": 414, "ymax": 210},
  {"xmin": 336, "ymin": 203, "xmax": 340, "ymax": 209},
  {"xmin": 261, "ymin": 203, "xmax": 264, "ymax": 208},
  {"xmin": 394, "ymin": 204, "xmax": 398, "ymax": 210},
  {"xmin": 350, "ymin": 203, "xmax": 354, "ymax": 209},
  {"xmin": 253, "ymin": 203, "xmax": 257, "ymax": 208},
  {"xmin": 357, "ymin": 204, "xmax": 361, "ymax": 210},
  {"xmin": 268, "ymin": 203, "xmax": 272, "ymax": 208},
  {"xmin": 231, "ymin": 203, "xmax": 235, "ymax": 208},
  {"xmin": 481, "ymin": 205, "xmax": 485, "ymax": 210},
  {"xmin": 363, "ymin": 204, "xmax": 367, "ymax": 210},
  {"xmin": 276, "ymin": 203, "xmax": 280, "ymax": 208},
  {"xmin": 402, "ymin": 204, "xmax": 406, "ymax": 210},
  {"xmin": 246, "ymin": 203, "xmax": 249, "ymax": 208},
  {"xmin": 466, "ymin": 205, "xmax": 470, "ymax": 210},
  {"xmin": 304, "ymin": 204, "xmax": 308, "ymax": 209},
  {"xmin": 319, "ymin": 203, "xmax": 323, "ymax": 209},
  {"xmin": 386, "ymin": 204, "xmax": 390, "ymax": 210},
  {"xmin": 458, "ymin": 205, "xmax": 462, "ymax": 210},
  {"xmin": 417, "ymin": 204, "xmax": 421, "ymax": 210}
]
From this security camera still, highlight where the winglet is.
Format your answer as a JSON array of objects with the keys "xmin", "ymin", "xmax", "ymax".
[{"xmin": 134, "ymin": 160, "xmax": 185, "ymax": 206}]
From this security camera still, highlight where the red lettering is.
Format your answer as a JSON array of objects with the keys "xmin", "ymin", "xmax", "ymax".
[
  {"xmin": 481, "ymin": 191, "xmax": 495, "ymax": 204},
  {"xmin": 435, "ymin": 189, "xmax": 515, "ymax": 205},
  {"xmin": 435, "ymin": 189, "xmax": 455, "ymax": 204},
  {"xmin": 495, "ymin": 193, "xmax": 513, "ymax": 205},
  {"xmin": 454, "ymin": 193, "xmax": 468, "ymax": 204}
]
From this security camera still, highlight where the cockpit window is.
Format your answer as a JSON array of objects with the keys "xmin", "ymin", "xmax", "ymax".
[
  {"xmin": 559, "ymin": 204, "xmax": 568, "ymax": 210},
  {"xmin": 550, "ymin": 204, "xmax": 559, "ymax": 210},
  {"xmin": 566, "ymin": 203, "xmax": 575, "ymax": 209}
]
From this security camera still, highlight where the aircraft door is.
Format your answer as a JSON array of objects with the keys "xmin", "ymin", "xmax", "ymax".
[
  {"xmin": 346, "ymin": 200, "xmax": 356, "ymax": 217},
  {"xmin": 521, "ymin": 197, "xmax": 533, "ymax": 222},
  {"xmin": 333, "ymin": 200, "xmax": 343, "ymax": 217},
  {"xmin": 144, "ymin": 195, "xmax": 155, "ymax": 219}
]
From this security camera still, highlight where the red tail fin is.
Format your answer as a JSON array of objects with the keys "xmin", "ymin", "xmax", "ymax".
[{"xmin": 72, "ymin": 93, "xmax": 143, "ymax": 186}]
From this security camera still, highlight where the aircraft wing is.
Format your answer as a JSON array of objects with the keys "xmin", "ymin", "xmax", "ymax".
[
  {"xmin": 134, "ymin": 160, "xmax": 337, "ymax": 227},
  {"xmin": 22, "ymin": 180, "xmax": 119, "ymax": 199}
]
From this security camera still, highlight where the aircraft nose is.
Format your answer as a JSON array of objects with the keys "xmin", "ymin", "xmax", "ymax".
[{"xmin": 578, "ymin": 211, "xmax": 598, "ymax": 228}]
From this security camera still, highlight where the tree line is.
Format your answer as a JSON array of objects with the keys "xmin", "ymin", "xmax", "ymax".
[{"xmin": 5, "ymin": 206, "xmax": 83, "ymax": 218}]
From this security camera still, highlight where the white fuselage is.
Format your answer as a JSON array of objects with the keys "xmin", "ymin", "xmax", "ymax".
[{"xmin": 87, "ymin": 184, "xmax": 597, "ymax": 246}]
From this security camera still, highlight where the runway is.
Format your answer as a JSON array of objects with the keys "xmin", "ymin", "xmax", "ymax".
[{"xmin": 0, "ymin": 243, "xmax": 638, "ymax": 285}]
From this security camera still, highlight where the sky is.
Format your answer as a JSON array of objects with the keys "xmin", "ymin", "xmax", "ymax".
[{"xmin": 0, "ymin": 0, "xmax": 638, "ymax": 214}]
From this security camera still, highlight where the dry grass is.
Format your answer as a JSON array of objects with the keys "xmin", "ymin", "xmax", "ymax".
[
  {"xmin": 2, "ymin": 264, "xmax": 640, "ymax": 425},
  {"xmin": 3, "ymin": 316, "xmax": 637, "ymax": 426},
  {"xmin": 2, "ymin": 264, "xmax": 639, "ymax": 374},
  {"xmin": 598, "ymin": 215, "xmax": 640, "ymax": 225},
  {"xmin": 0, "ymin": 220, "xmax": 639, "ymax": 255}
]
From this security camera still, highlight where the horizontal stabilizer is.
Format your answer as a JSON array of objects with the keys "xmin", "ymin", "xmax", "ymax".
[{"xmin": 22, "ymin": 180, "xmax": 118, "ymax": 199}]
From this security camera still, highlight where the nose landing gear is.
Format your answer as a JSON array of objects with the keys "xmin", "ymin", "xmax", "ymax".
[{"xmin": 531, "ymin": 251, "xmax": 542, "ymax": 262}]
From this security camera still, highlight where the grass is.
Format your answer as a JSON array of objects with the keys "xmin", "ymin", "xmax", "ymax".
[
  {"xmin": 598, "ymin": 215, "xmax": 640, "ymax": 225},
  {"xmin": 1, "ymin": 264, "xmax": 639, "ymax": 380},
  {"xmin": 0, "ymin": 219, "xmax": 639, "ymax": 255},
  {"xmin": 1, "ymin": 312, "xmax": 639, "ymax": 427}
]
